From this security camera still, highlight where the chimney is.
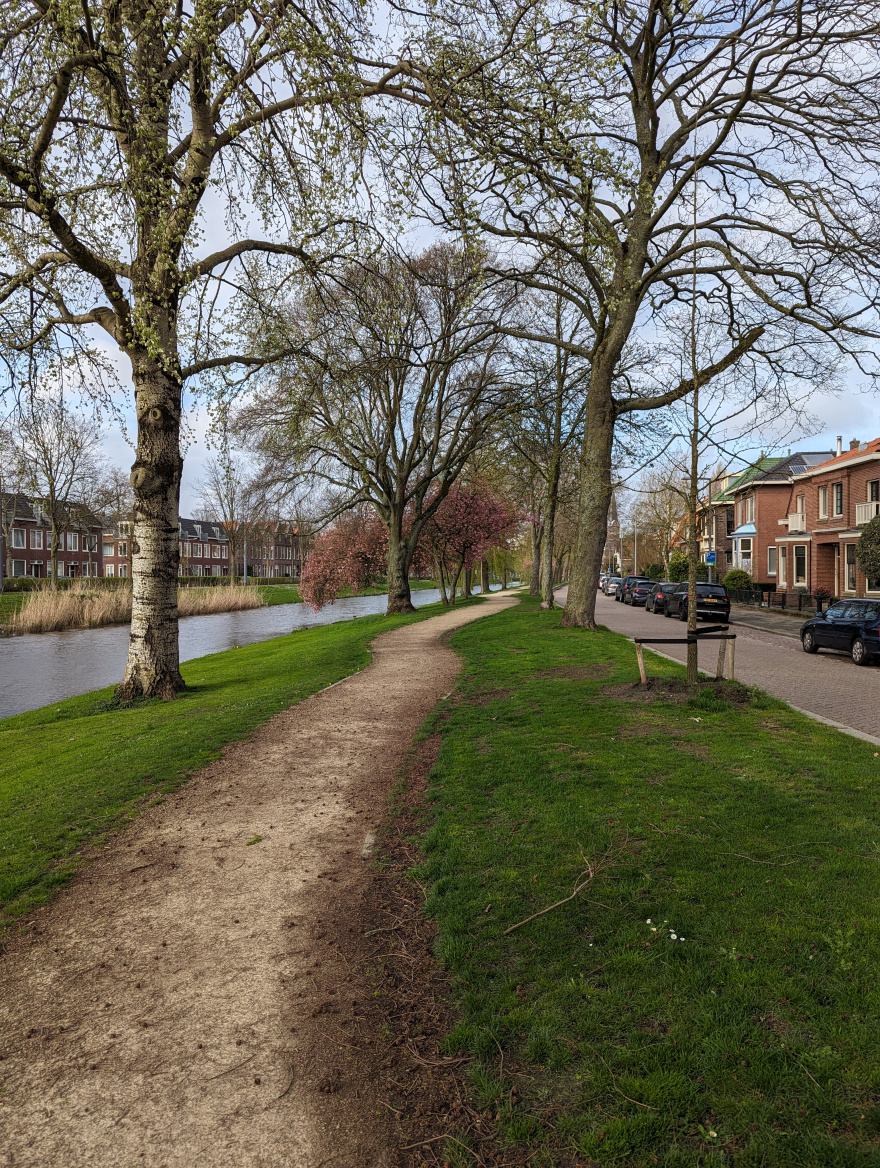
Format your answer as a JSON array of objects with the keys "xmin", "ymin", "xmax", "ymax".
[
  {"xmin": 836, "ymin": 435, "xmax": 843, "ymax": 456},
  {"xmin": 850, "ymin": 438, "xmax": 860, "ymax": 451}
]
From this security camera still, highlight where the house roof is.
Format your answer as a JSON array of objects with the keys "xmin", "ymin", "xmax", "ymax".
[
  {"xmin": 707, "ymin": 451, "xmax": 835, "ymax": 503},
  {"xmin": 2, "ymin": 493, "xmax": 102, "ymax": 528},
  {"xmin": 794, "ymin": 437, "xmax": 880, "ymax": 476},
  {"xmin": 708, "ymin": 457, "xmax": 786, "ymax": 504},
  {"xmin": 180, "ymin": 517, "xmax": 227, "ymax": 542}
]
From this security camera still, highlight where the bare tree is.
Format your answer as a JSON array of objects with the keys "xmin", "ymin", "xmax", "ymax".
[
  {"xmin": 394, "ymin": 0, "xmax": 880, "ymax": 627},
  {"xmin": 0, "ymin": 429, "xmax": 29, "ymax": 586},
  {"xmin": 15, "ymin": 392, "xmax": 103, "ymax": 585},
  {"xmin": 196, "ymin": 451, "xmax": 263, "ymax": 585},
  {"xmin": 0, "ymin": 0, "xmax": 417, "ymax": 696},
  {"xmin": 239, "ymin": 244, "xmax": 519, "ymax": 612}
]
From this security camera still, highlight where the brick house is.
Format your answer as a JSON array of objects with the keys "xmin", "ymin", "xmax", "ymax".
[
  {"xmin": 178, "ymin": 518, "xmax": 230, "ymax": 577},
  {"xmin": 726, "ymin": 451, "xmax": 833, "ymax": 583},
  {"xmin": 778, "ymin": 437, "xmax": 880, "ymax": 598},
  {"xmin": 1, "ymin": 493, "xmax": 103, "ymax": 578},
  {"xmin": 101, "ymin": 519, "xmax": 133, "ymax": 577},
  {"xmin": 234, "ymin": 522, "xmax": 300, "ymax": 578}
]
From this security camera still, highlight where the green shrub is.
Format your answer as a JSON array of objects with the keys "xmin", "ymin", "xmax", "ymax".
[
  {"xmin": 723, "ymin": 568, "xmax": 753, "ymax": 589},
  {"xmin": 667, "ymin": 549, "xmax": 689, "ymax": 582},
  {"xmin": 641, "ymin": 561, "xmax": 665, "ymax": 580},
  {"xmin": 856, "ymin": 515, "xmax": 880, "ymax": 584}
]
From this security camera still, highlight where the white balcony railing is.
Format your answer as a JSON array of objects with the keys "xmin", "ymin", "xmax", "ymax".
[
  {"xmin": 787, "ymin": 512, "xmax": 807, "ymax": 532},
  {"xmin": 856, "ymin": 500, "xmax": 880, "ymax": 526}
]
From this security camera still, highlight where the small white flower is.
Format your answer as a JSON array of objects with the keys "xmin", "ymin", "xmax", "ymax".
[
  {"xmin": 646, "ymin": 918, "xmax": 652, "ymax": 924},
  {"xmin": 708, "ymin": 1130, "xmax": 717, "ymax": 1138},
  {"xmin": 670, "ymin": 932, "xmax": 678, "ymax": 940}
]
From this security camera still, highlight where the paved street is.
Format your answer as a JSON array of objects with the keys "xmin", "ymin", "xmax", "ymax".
[{"xmin": 560, "ymin": 588, "xmax": 880, "ymax": 742}]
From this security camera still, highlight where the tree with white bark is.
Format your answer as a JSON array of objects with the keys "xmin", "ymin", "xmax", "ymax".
[{"xmin": 0, "ymin": 0, "xmax": 415, "ymax": 696}]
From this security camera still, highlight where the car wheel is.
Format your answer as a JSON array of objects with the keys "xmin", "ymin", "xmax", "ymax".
[
  {"xmin": 802, "ymin": 630, "xmax": 819, "ymax": 654},
  {"xmin": 664, "ymin": 604, "xmax": 673, "ymax": 618},
  {"xmin": 852, "ymin": 637, "xmax": 871, "ymax": 666}
]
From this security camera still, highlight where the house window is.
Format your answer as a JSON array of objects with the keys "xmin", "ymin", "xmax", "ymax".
[
  {"xmin": 84, "ymin": 534, "xmax": 98, "ymax": 553},
  {"xmin": 818, "ymin": 486, "xmax": 828, "ymax": 519},
  {"xmin": 12, "ymin": 559, "xmax": 26, "ymax": 576},
  {"xmin": 103, "ymin": 542, "xmax": 114, "ymax": 557},
  {"xmin": 833, "ymin": 483, "xmax": 843, "ymax": 516},
  {"xmin": 192, "ymin": 542, "xmax": 202, "ymax": 558},
  {"xmin": 796, "ymin": 494, "xmax": 805, "ymax": 514},
  {"xmin": 57, "ymin": 562, "xmax": 65, "ymax": 576},
  {"xmin": 870, "ymin": 481, "xmax": 880, "ymax": 502},
  {"xmin": 745, "ymin": 495, "xmax": 755, "ymax": 523},
  {"xmin": 105, "ymin": 563, "xmax": 116, "ymax": 577},
  {"xmin": 212, "ymin": 544, "xmax": 220, "ymax": 558},
  {"xmin": 30, "ymin": 529, "xmax": 43, "ymax": 549},
  {"xmin": 221, "ymin": 545, "xmax": 228, "ymax": 558},
  {"xmin": 794, "ymin": 545, "xmax": 807, "ymax": 585},
  {"xmin": 180, "ymin": 541, "xmax": 189, "ymax": 556},
  {"xmin": 118, "ymin": 542, "xmax": 128, "ymax": 557},
  {"xmin": 11, "ymin": 528, "xmax": 25, "ymax": 548},
  {"xmin": 779, "ymin": 547, "xmax": 787, "ymax": 586},
  {"xmin": 846, "ymin": 544, "xmax": 857, "ymax": 591},
  {"xmin": 767, "ymin": 547, "xmax": 777, "ymax": 576},
  {"xmin": 119, "ymin": 563, "xmax": 128, "ymax": 578},
  {"xmin": 212, "ymin": 565, "xmax": 222, "ymax": 576},
  {"xmin": 66, "ymin": 532, "xmax": 79, "ymax": 551}
]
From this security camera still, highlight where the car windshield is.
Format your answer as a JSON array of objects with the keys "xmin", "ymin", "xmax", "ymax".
[
  {"xmin": 697, "ymin": 585, "xmax": 727, "ymax": 596},
  {"xmin": 660, "ymin": 584, "xmax": 675, "ymax": 592}
]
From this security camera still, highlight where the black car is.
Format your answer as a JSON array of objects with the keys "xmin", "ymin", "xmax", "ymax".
[
  {"xmin": 646, "ymin": 582, "xmax": 678, "ymax": 614},
  {"xmin": 801, "ymin": 599, "xmax": 880, "ymax": 665},
  {"xmin": 664, "ymin": 582, "xmax": 731, "ymax": 622},
  {"xmin": 621, "ymin": 576, "xmax": 656, "ymax": 605}
]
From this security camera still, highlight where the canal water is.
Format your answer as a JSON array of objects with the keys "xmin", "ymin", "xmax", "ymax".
[{"xmin": 0, "ymin": 589, "xmax": 449, "ymax": 721}]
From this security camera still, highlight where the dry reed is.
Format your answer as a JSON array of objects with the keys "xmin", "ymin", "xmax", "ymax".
[{"xmin": 10, "ymin": 581, "xmax": 263, "ymax": 634}]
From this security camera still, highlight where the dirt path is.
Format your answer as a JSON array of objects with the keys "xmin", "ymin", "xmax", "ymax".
[{"xmin": 0, "ymin": 593, "xmax": 518, "ymax": 1168}]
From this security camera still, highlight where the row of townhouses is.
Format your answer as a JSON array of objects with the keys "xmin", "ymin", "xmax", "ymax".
[
  {"xmin": 688, "ymin": 437, "xmax": 880, "ymax": 597},
  {"xmin": 1, "ymin": 495, "xmax": 302, "ymax": 580}
]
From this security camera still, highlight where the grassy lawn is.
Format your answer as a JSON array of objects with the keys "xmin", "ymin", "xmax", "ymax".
[
  {"xmin": 0, "ymin": 598, "xmax": 469, "ymax": 928},
  {"xmin": 0, "ymin": 592, "xmax": 26, "ymax": 623},
  {"xmin": 419, "ymin": 594, "xmax": 880, "ymax": 1166}
]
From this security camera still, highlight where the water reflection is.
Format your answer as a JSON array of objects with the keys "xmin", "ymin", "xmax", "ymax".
[{"xmin": 0, "ymin": 589, "xmax": 447, "ymax": 720}]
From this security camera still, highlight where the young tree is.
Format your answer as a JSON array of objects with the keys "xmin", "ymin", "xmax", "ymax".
[
  {"xmin": 15, "ymin": 392, "xmax": 103, "ymax": 585},
  {"xmin": 240, "ymin": 244, "xmax": 519, "ymax": 613},
  {"xmin": 507, "ymin": 289, "xmax": 587, "ymax": 607},
  {"xmin": 420, "ymin": 483, "xmax": 516, "ymax": 605},
  {"xmin": 196, "ymin": 451, "xmax": 262, "ymax": 585},
  {"xmin": 0, "ymin": 0, "xmax": 414, "ymax": 696},
  {"xmin": 396, "ymin": 0, "xmax": 880, "ymax": 628}
]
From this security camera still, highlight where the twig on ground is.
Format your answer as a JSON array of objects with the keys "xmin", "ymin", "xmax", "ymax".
[{"xmin": 504, "ymin": 840, "xmax": 627, "ymax": 934}]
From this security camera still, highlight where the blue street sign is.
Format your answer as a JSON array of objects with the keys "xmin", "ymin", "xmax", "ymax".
[{"xmin": 705, "ymin": 552, "xmax": 716, "ymax": 564}]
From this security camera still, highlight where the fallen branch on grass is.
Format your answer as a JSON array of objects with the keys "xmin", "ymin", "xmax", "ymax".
[{"xmin": 503, "ymin": 840, "xmax": 628, "ymax": 935}]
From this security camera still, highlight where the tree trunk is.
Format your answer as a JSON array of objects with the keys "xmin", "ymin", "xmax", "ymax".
[
  {"xmin": 463, "ymin": 567, "xmax": 472, "ymax": 598},
  {"xmin": 501, "ymin": 560, "xmax": 508, "ymax": 589},
  {"xmin": 386, "ymin": 525, "xmax": 416, "ymax": 614},
  {"xmin": 540, "ymin": 450, "xmax": 562, "ymax": 608},
  {"xmin": 480, "ymin": 558, "xmax": 490, "ymax": 593},
  {"xmin": 118, "ymin": 362, "xmax": 185, "ymax": 701},
  {"xmin": 529, "ymin": 522, "xmax": 543, "ymax": 594},
  {"xmin": 436, "ymin": 558, "xmax": 450, "ymax": 605},
  {"xmin": 561, "ymin": 373, "xmax": 617, "ymax": 629},
  {"xmin": 49, "ymin": 522, "xmax": 59, "ymax": 588}
]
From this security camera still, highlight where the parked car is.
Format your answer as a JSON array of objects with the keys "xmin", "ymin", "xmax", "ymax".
[
  {"xmin": 621, "ymin": 576, "xmax": 656, "ymax": 606},
  {"xmin": 664, "ymin": 582, "xmax": 731, "ymax": 622},
  {"xmin": 604, "ymin": 575, "xmax": 623, "ymax": 597},
  {"xmin": 616, "ymin": 574, "xmax": 643, "ymax": 602},
  {"xmin": 801, "ymin": 599, "xmax": 880, "ymax": 665},
  {"xmin": 645, "ymin": 582, "xmax": 678, "ymax": 614}
]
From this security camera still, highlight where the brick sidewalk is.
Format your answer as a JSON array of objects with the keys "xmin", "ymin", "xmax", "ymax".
[{"xmin": 557, "ymin": 589, "xmax": 880, "ymax": 741}]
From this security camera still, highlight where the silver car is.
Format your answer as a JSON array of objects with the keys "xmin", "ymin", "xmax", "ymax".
[{"xmin": 605, "ymin": 576, "xmax": 622, "ymax": 597}]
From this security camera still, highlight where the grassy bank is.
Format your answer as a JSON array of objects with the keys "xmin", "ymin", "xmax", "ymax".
[
  {"xmin": 0, "ymin": 598, "xmax": 471, "ymax": 927},
  {"xmin": 419, "ymin": 595, "xmax": 880, "ymax": 1166}
]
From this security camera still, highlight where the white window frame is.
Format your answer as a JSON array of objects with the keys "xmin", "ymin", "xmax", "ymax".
[
  {"xmin": 796, "ymin": 494, "xmax": 805, "ymax": 514},
  {"xmin": 11, "ymin": 527, "xmax": 25, "ymax": 548},
  {"xmin": 119, "ymin": 563, "xmax": 128, "ymax": 578},
  {"xmin": 118, "ymin": 542, "xmax": 128, "ymax": 557},
  {"xmin": 833, "ymin": 482, "xmax": 843, "ymax": 517},
  {"xmin": 818, "ymin": 485, "xmax": 828, "ymax": 519},
  {"xmin": 794, "ymin": 544, "xmax": 807, "ymax": 586},
  {"xmin": 745, "ymin": 495, "xmax": 755, "ymax": 523},
  {"xmin": 212, "ymin": 543, "xmax": 220, "ymax": 558},
  {"xmin": 845, "ymin": 543, "xmax": 857, "ymax": 592},
  {"xmin": 779, "ymin": 546, "xmax": 787, "ymax": 587},
  {"xmin": 105, "ymin": 563, "xmax": 116, "ymax": 577},
  {"xmin": 767, "ymin": 547, "xmax": 777, "ymax": 576},
  {"xmin": 66, "ymin": 532, "xmax": 79, "ymax": 551},
  {"xmin": 30, "ymin": 529, "xmax": 43, "ymax": 549}
]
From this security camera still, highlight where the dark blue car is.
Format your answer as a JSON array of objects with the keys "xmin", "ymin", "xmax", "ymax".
[{"xmin": 801, "ymin": 599, "xmax": 880, "ymax": 665}]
